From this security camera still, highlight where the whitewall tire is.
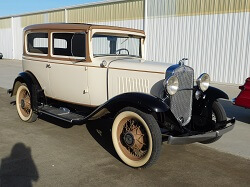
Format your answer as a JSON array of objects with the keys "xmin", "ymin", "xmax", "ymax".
[
  {"xmin": 112, "ymin": 107, "xmax": 161, "ymax": 168},
  {"xmin": 16, "ymin": 84, "xmax": 38, "ymax": 123}
]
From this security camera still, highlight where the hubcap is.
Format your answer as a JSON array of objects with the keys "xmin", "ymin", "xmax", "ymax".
[
  {"xmin": 123, "ymin": 132, "xmax": 135, "ymax": 146},
  {"xmin": 18, "ymin": 87, "xmax": 31, "ymax": 117},
  {"xmin": 21, "ymin": 99, "xmax": 25, "ymax": 109}
]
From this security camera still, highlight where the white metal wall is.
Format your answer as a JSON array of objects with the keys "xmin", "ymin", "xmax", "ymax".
[
  {"xmin": 0, "ymin": 18, "xmax": 13, "ymax": 59},
  {"xmin": 146, "ymin": 12, "xmax": 250, "ymax": 84},
  {"xmin": 0, "ymin": 28, "xmax": 13, "ymax": 59},
  {"xmin": 145, "ymin": 0, "xmax": 250, "ymax": 84}
]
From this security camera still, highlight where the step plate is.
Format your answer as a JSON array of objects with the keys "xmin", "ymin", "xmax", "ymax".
[{"xmin": 39, "ymin": 105, "xmax": 85, "ymax": 123}]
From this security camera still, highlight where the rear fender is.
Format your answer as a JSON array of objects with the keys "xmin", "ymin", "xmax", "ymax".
[{"xmin": 11, "ymin": 71, "xmax": 43, "ymax": 110}]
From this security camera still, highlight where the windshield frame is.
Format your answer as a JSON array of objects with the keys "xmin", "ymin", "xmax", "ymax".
[{"xmin": 90, "ymin": 29, "xmax": 145, "ymax": 60}]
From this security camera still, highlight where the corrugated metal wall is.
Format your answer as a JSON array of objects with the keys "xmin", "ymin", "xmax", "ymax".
[
  {"xmin": 0, "ymin": 18, "xmax": 13, "ymax": 59},
  {"xmin": 21, "ymin": 13, "xmax": 45, "ymax": 28},
  {"xmin": 48, "ymin": 10, "xmax": 65, "ymax": 23},
  {"xmin": 67, "ymin": 0, "xmax": 143, "ymax": 23},
  {"xmin": 0, "ymin": 0, "xmax": 249, "ymax": 84},
  {"xmin": 146, "ymin": 0, "xmax": 250, "ymax": 84},
  {"xmin": 67, "ymin": 0, "xmax": 144, "ymax": 29}
]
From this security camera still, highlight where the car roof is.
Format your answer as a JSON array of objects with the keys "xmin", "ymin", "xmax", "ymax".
[{"xmin": 24, "ymin": 23, "xmax": 145, "ymax": 35}]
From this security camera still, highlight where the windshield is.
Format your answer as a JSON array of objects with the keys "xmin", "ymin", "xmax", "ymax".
[{"xmin": 92, "ymin": 34, "xmax": 142, "ymax": 57}]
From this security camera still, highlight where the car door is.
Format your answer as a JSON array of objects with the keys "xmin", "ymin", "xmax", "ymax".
[
  {"xmin": 23, "ymin": 31, "xmax": 52, "ymax": 97},
  {"xmin": 48, "ymin": 32, "xmax": 90, "ymax": 105}
]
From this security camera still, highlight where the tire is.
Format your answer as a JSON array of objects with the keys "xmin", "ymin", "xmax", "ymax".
[
  {"xmin": 112, "ymin": 107, "xmax": 162, "ymax": 168},
  {"xmin": 16, "ymin": 84, "xmax": 38, "ymax": 123},
  {"xmin": 200, "ymin": 100, "xmax": 227, "ymax": 144}
]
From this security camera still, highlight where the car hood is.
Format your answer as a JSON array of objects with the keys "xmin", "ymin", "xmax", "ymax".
[{"xmin": 106, "ymin": 57, "xmax": 173, "ymax": 74}]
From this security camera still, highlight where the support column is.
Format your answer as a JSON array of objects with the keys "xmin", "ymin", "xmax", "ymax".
[
  {"xmin": 143, "ymin": 0, "xmax": 148, "ymax": 59},
  {"xmin": 65, "ymin": 9, "xmax": 68, "ymax": 23},
  {"xmin": 11, "ymin": 16, "xmax": 15, "ymax": 59}
]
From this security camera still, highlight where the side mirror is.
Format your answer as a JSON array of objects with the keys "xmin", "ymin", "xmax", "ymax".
[{"xmin": 71, "ymin": 33, "xmax": 86, "ymax": 60}]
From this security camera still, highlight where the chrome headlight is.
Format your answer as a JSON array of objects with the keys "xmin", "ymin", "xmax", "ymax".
[
  {"xmin": 197, "ymin": 73, "xmax": 210, "ymax": 92},
  {"xmin": 164, "ymin": 75, "xmax": 179, "ymax": 95}
]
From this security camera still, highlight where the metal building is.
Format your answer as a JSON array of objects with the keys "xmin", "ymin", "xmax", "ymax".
[{"xmin": 0, "ymin": 0, "xmax": 249, "ymax": 84}]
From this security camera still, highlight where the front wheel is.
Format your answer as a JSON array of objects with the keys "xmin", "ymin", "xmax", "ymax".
[
  {"xmin": 112, "ymin": 107, "xmax": 162, "ymax": 168},
  {"xmin": 200, "ymin": 100, "xmax": 227, "ymax": 144},
  {"xmin": 16, "ymin": 84, "xmax": 38, "ymax": 123}
]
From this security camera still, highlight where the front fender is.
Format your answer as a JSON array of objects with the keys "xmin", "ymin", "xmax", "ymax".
[
  {"xmin": 192, "ymin": 86, "xmax": 228, "ymax": 121},
  {"xmin": 204, "ymin": 86, "xmax": 229, "ymax": 101},
  {"xmin": 105, "ymin": 92, "xmax": 170, "ymax": 114},
  {"xmin": 87, "ymin": 92, "xmax": 171, "ymax": 122}
]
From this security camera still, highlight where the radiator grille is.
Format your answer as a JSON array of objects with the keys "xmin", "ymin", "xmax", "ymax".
[{"xmin": 170, "ymin": 66, "xmax": 194, "ymax": 126}]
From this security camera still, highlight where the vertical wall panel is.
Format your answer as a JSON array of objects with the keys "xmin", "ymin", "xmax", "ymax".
[
  {"xmin": 67, "ymin": 0, "xmax": 143, "ymax": 23},
  {"xmin": 0, "ymin": 18, "xmax": 11, "ymax": 29},
  {"xmin": 0, "ymin": 28, "xmax": 13, "ymax": 59},
  {"xmin": 21, "ymin": 13, "xmax": 45, "ymax": 28},
  {"xmin": 0, "ymin": 18, "xmax": 12, "ymax": 58},
  {"xmin": 146, "ymin": 0, "xmax": 250, "ymax": 84},
  {"xmin": 48, "ymin": 10, "xmax": 65, "ymax": 23}
]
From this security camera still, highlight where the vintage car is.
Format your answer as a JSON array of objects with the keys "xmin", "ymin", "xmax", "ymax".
[
  {"xmin": 9, "ymin": 23, "xmax": 235, "ymax": 168},
  {"xmin": 233, "ymin": 77, "xmax": 250, "ymax": 108}
]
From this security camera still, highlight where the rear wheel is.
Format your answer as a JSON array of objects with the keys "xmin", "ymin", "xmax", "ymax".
[
  {"xmin": 112, "ymin": 107, "xmax": 162, "ymax": 168},
  {"xmin": 200, "ymin": 100, "xmax": 227, "ymax": 144},
  {"xmin": 16, "ymin": 84, "xmax": 38, "ymax": 123}
]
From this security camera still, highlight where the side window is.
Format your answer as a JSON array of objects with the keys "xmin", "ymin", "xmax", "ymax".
[
  {"xmin": 27, "ymin": 33, "xmax": 48, "ymax": 54},
  {"xmin": 52, "ymin": 33, "xmax": 86, "ymax": 58}
]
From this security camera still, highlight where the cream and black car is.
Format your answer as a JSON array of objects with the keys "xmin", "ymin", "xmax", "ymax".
[{"xmin": 9, "ymin": 23, "xmax": 235, "ymax": 168}]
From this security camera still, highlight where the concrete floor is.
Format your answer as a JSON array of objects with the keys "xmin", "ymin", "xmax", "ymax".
[
  {"xmin": 0, "ymin": 59, "xmax": 22, "ymax": 90},
  {"xmin": 0, "ymin": 88, "xmax": 250, "ymax": 186},
  {"xmin": 0, "ymin": 59, "xmax": 250, "ymax": 186}
]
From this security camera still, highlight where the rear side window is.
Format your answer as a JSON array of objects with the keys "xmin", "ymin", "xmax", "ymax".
[
  {"xmin": 27, "ymin": 33, "xmax": 48, "ymax": 54},
  {"xmin": 52, "ymin": 33, "xmax": 86, "ymax": 58}
]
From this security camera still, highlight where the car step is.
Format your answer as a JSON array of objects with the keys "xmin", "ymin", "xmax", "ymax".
[{"xmin": 39, "ymin": 105, "xmax": 86, "ymax": 124}]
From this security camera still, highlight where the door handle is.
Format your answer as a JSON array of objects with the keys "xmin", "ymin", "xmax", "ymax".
[{"xmin": 46, "ymin": 64, "xmax": 51, "ymax": 68}]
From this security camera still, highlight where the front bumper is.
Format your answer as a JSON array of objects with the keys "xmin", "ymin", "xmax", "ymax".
[{"xmin": 167, "ymin": 118, "xmax": 235, "ymax": 145}]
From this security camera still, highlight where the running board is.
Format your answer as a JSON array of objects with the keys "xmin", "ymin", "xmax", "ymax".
[{"xmin": 39, "ymin": 105, "xmax": 86, "ymax": 124}]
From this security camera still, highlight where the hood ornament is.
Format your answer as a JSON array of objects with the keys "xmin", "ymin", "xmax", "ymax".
[{"xmin": 178, "ymin": 58, "xmax": 188, "ymax": 66}]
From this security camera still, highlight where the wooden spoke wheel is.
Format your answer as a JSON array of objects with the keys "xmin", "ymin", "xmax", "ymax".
[{"xmin": 112, "ymin": 107, "xmax": 161, "ymax": 168}]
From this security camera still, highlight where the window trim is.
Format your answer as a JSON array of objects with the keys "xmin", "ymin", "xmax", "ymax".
[
  {"xmin": 25, "ymin": 31, "xmax": 49, "ymax": 57},
  {"xmin": 50, "ymin": 31, "xmax": 86, "ymax": 60},
  {"xmin": 91, "ymin": 32, "xmax": 143, "ymax": 58}
]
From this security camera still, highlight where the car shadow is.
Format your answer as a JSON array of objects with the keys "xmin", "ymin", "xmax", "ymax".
[
  {"xmin": 0, "ymin": 143, "xmax": 39, "ymax": 186},
  {"xmin": 219, "ymin": 99, "xmax": 250, "ymax": 124},
  {"xmin": 39, "ymin": 113, "xmax": 121, "ymax": 162},
  {"xmin": 86, "ymin": 118, "xmax": 121, "ymax": 161}
]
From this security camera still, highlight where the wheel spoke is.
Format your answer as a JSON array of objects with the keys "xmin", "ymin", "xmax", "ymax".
[{"xmin": 120, "ymin": 118, "xmax": 148, "ymax": 159}]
